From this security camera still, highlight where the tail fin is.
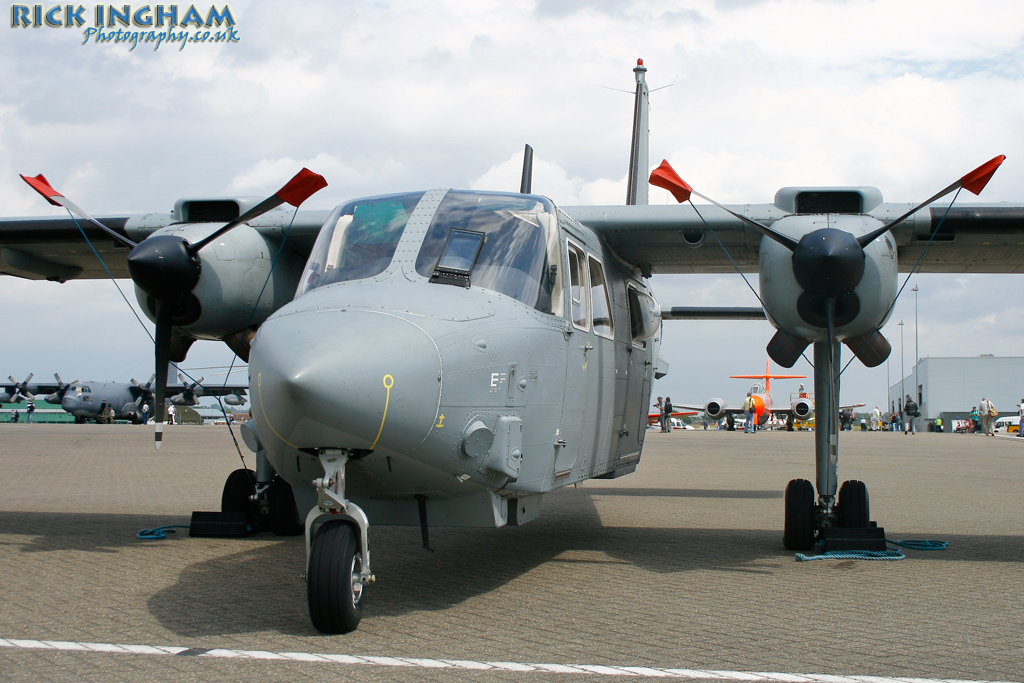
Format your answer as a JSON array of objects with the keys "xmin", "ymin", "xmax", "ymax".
[{"xmin": 730, "ymin": 359, "xmax": 807, "ymax": 394}]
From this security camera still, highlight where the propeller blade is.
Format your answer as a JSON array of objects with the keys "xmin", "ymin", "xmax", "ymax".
[
  {"xmin": 857, "ymin": 154, "xmax": 1007, "ymax": 247},
  {"xmin": 19, "ymin": 174, "xmax": 137, "ymax": 248},
  {"xmin": 188, "ymin": 168, "xmax": 327, "ymax": 254},
  {"xmin": 649, "ymin": 160, "xmax": 800, "ymax": 251},
  {"xmin": 844, "ymin": 331, "xmax": 891, "ymax": 368},
  {"xmin": 766, "ymin": 329, "xmax": 810, "ymax": 369}
]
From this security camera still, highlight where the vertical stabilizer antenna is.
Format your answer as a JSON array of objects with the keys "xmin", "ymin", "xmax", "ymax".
[{"xmin": 625, "ymin": 59, "xmax": 650, "ymax": 206}]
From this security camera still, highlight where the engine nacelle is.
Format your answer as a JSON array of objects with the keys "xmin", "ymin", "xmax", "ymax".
[
  {"xmin": 758, "ymin": 214, "xmax": 898, "ymax": 343},
  {"xmin": 133, "ymin": 223, "xmax": 304, "ymax": 341},
  {"xmin": 704, "ymin": 399, "xmax": 727, "ymax": 420},
  {"xmin": 791, "ymin": 397, "xmax": 813, "ymax": 420}
]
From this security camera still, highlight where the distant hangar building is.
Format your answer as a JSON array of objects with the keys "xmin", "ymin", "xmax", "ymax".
[{"xmin": 887, "ymin": 355, "xmax": 1024, "ymax": 428}]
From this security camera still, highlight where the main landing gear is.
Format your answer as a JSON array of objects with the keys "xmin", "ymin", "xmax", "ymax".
[
  {"xmin": 220, "ymin": 468, "xmax": 305, "ymax": 536},
  {"xmin": 782, "ymin": 341, "xmax": 876, "ymax": 551},
  {"xmin": 783, "ymin": 478, "xmax": 870, "ymax": 550}
]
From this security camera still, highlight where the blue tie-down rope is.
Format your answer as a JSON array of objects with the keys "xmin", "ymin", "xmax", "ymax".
[
  {"xmin": 137, "ymin": 525, "xmax": 190, "ymax": 539},
  {"xmin": 795, "ymin": 539, "xmax": 947, "ymax": 561}
]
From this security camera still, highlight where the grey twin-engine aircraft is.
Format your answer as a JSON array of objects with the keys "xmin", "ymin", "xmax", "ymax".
[
  {"xmin": 2, "ymin": 60, "xmax": 1023, "ymax": 633},
  {"xmin": 0, "ymin": 373, "xmax": 246, "ymax": 423}
]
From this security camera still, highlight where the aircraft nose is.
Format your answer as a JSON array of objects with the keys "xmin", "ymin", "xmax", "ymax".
[{"xmin": 250, "ymin": 310, "xmax": 442, "ymax": 455}]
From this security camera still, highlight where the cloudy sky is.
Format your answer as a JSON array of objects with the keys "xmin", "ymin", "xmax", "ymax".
[{"xmin": 2, "ymin": 0, "xmax": 1023, "ymax": 411}]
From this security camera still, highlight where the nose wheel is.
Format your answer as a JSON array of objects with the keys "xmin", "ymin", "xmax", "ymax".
[{"xmin": 307, "ymin": 521, "xmax": 364, "ymax": 634}]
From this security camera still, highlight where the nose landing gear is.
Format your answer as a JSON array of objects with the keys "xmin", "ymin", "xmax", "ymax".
[{"xmin": 304, "ymin": 448, "xmax": 375, "ymax": 634}]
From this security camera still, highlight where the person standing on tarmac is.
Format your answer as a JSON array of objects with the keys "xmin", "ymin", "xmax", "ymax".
[
  {"xmin": 743, "ymin": 392, "xmax": 756, "ymax": 434},
  {"xmin": 904, "ymin": 395, "xmax": 918, "ymax": 435},
  {"xmin": 980, "ymin": 397, "xmax": 997, "ymax": 436}
]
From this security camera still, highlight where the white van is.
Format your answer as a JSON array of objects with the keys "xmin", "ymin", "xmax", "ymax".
[{"xmin": 994, "ymin": 416, "xmax": 1020, "ymax": 433}]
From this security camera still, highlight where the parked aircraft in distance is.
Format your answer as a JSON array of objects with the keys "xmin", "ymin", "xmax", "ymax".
[
  {"xmin": 2, "ymin": 60, "xmax": 1020, "ymax": 633},
  {"xmin": 678, "ymin": 359, "xmax": 808, "ymax": 430},
  {"xmin": 1, "ymin": 372, "xmax": 246, "ymax": 423}
]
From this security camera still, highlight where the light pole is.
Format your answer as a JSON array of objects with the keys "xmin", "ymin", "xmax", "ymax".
[
  {"xmin": 912, "ymin": 284, "xmax": 919, "ymax": 404},
  {"xmin": 899, "ymin": 320, "xmax": 905, "ymax": 412}
]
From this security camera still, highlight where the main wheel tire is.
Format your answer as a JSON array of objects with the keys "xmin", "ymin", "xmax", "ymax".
[
  {"xmin": 267, "ymin": 476, "xmax": 304, "ymax": 536},
  {"xmin": 308, "ymin": 521, "xmax": 364, "ymax": 634},
  {"xmin": 783, "ymin": 478, "xmax": 816, "ymax": 550},
  {"xmin": 221, "ymin": 468, "xmax": 259, "ymax": 530},
  {"xmin": 837, "ymin": 480, "xmax": 870, "ymax": 528}
]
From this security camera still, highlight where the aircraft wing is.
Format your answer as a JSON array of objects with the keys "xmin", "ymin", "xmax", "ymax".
[
  {"xmin": 564, "ymin": 202, "xmax": 1024, "ymax": 275},
  {"xmin": 646, "ymin": 410, "xmax": 697, "ymax": 423},
  {"xmin": 0, "ymin": 207, "xmax": 330, "ymax": 282},
  {"xmin": 0, "ymin": 380, "xmax": 60, "ymax": 400}
]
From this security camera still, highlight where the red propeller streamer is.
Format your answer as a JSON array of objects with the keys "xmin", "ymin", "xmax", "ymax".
[
  {"xmin": 275, "ymin": 167, "xmax": 328, "ymax": 207},
  {"xmin": 20, "ymin": 174, "xmax": 65, "ymax": 207},
  {"xmin": 649, "ymin": 160, "xmax": 692, "ymax": 204},
  {"xmin": 960, "ymin": 155, "xmax": 1005, "ymax": 196}
]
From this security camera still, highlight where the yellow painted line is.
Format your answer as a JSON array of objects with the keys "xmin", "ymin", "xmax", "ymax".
[{"xmin": 370, "ymin": 374, "xmax": 394, "ymax": 450}]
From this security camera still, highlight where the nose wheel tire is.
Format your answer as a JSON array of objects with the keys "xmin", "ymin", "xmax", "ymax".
[
  {"xmin": 308, "ymin": 521, "xmax": 364, "ymax": 634},
  {"xmin": 783, "ymin": 478, "xmax": 816, "ymax": 551}
]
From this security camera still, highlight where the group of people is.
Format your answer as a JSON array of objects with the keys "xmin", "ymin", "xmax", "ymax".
[{"xmin": 10, "ymin": 401, "xmax": 35, "ymax": 423}]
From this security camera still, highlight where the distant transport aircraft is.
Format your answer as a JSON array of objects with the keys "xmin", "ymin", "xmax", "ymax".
[{"xmin": 1, "ymin": 372, "xmax": 246, "ymax": 423}]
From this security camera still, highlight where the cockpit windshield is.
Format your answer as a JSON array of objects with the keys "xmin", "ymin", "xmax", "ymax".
[
  {"xmin": 298, "ymin": 192, "xmax": 424, "ymax": 295},
  {"xmin": 415, "ymin": 191, "xmax": 562, "ymax": 313}
]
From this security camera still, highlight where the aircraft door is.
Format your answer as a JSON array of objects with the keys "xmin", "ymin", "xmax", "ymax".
[
  {"xmin": 616, "ymin": 282, "xmax": 656, "ymax": 459},
  {"xmin": 555, "ymin": 242, "xmax": 616, "ymax": 479}
]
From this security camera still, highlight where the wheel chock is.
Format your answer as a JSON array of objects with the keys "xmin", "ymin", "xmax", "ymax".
[
  {"xmin": 189, "ymin": 511, "xmax": 252, "ymax": 537},
  {"xmin": 821, "ymin": 525, "xmax": 887, "ymax": 552}
]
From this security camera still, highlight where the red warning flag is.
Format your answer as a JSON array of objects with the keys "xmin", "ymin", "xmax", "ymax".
[
  {"xmin": 649, "ymin": 160, "xmax": 692, "ymax": 204},
  {"xmin": 961, "ymin": 155, "xmax": 1005, "ymax": 195},
  {"xmin": 20, "ymin": 174, "xmax": 65, "ymax": 207},
  {"xmin": 275, "ymin": 168, "xmax": 328, "ymax": 207}
]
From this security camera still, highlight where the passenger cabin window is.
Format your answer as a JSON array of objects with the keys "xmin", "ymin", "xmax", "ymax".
[
  {"xmin": 415, "ymin": 191, "xmax": 562, "ymax": 314},
  {"xmin": 297, "ymin": 192, "xmax": 424, "ymax": 295},
  {"xmin": 567, "ymin": 243, "xmax": 588, "ymax": 329},
  {"xmin": 588, "ymin": 256, "xmax": 613, "ymax": 339}
]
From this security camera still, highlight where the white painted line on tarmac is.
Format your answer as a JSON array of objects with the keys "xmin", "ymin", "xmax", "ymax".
[{"xmin": 0, "ymin": 637, "xmax": 1018, "ymax": 683}]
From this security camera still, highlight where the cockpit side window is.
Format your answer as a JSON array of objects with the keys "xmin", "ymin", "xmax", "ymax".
[
  {"xmin": 297, "ymin": 192, "xmax": 425, "ymax": 296},
  {"xmin": 415, "ymin": 191, "xmax": 560, "ymax": 313}
]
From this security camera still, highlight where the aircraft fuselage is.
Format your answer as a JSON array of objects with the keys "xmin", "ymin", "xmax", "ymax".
[{"xmin": 249, "ymin": 189, "xmax": 659, "ymax": 527}]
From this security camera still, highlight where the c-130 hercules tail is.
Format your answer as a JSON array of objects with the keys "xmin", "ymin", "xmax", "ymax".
[{"xmin": 4, "ymin": 59, "xmax": 1021, "ymax": 633}]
